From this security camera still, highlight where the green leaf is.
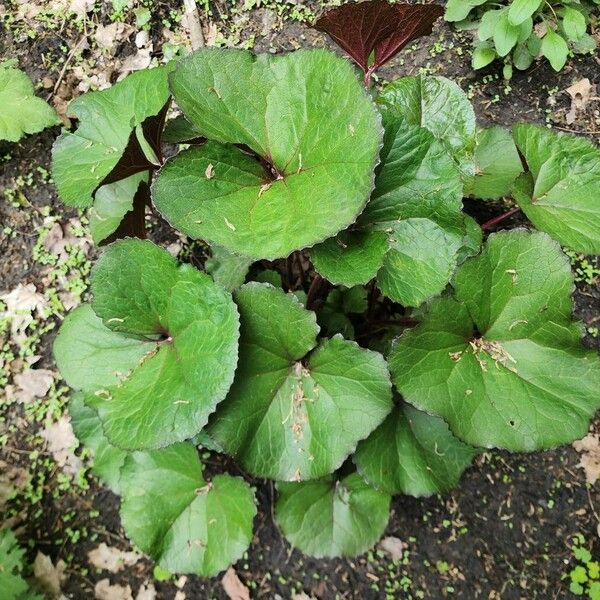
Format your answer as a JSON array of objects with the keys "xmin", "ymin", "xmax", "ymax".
[
  {"xmin": 54, "ymin": 240, "xmax": 240, "ymax": 450},
  {"xmin": 478, "ymin": 9, "xmax": 503, "ymax": 41},
  {"xmin": 466, "ymin": 127, "xmax": 523, "ymax": 200},
  {"xmin": 0, "ymin": 64, "xmax": 59, "ymax": 142},
  {"xmin": 494, "ymin": 10, "xmax": 520, "ymax": 57},
  {"xmin": 153, "ymin": 48, "xmax": 382, "ymax": 260},
  {"xmin": 562, "ymin": 7, "xmax": 586, "ymax": 42},
  {"xmin": 52, "ymin": 65, "xmax": 172, "ymax": 208},
  {"xmin": 572, "ymin": 33, "xmax": 597, "ymax": 55},
  {"xmin": 444, "ymin": 0, "xmax": 488, "ymax": 23},
  {"xmin": 512, "ymin": 123, "xmax": 600, "ymax": 253},
  {"xmin": 69, "ymin": 392, "xmax": 127, "ymax": 493},
  {"xmin": 513, "ymin": 43, "xmax": 535, "ymax": 70},
  {"xmin": 205, "ymin": 245, "xmax": 252, "ymax": 292},
  {"xmin": 120, "ymin": 443, "xmax": 256, "ymax": 576},
  {"xmin": 276, "ymin": 472, "xmax": 390, "ymax": 558},
  {"xmin": 541, "ymin": 28, "xmax": 569, "ymax": 71},
  {"xmin": 88, "ymin": 172, "xmax": 148, "ymax": 244},
  {"xmin": 389, "ymin": 230, "xmax": 600, "ymax": 451},
  {"xmin": 162, "ymin": 115, "xmax": 203, "ymax": 144},
  {"xmin": 208, "ymin": 283, "xmax": 393, "ymax": 481},
  {"xmin": 377, "ymin": 75, "xmax": 476, "ymax": 159},
  {"xmin": 313, "ymin": 111, "xmax": 477, "ymax": 306},
  {"xmin": 0, "ymin": 530, "xmax": 28, "ymax": 600},
  {"xmin": 508, "ymin": 0, "xmax": 541, "ymax": 26},
  {"xmin": 472, "ymin": 46, "xmax": 497, "ymax": 69},
  {"xmin": 354, "ymin": 402, "xmax": 478, "ymax": 497}
]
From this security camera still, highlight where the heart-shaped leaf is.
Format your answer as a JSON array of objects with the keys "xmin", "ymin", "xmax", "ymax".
[
  {"xmin": 120, "ymin": 443, "xmax": 256, "ymax": 577},
  {"xmin": 389, "ymin": 230, "xmax": 600, "ymax": 451},
  {"xmin": 276, "ymin": 472, "xmax": 390, "ymax": 558},
  {"xmin": 465, "ymin": 127, "xmax": 523, "ymax": 200},
  {"xmin": 312, "ymin": 103, "xmax": 478, "ymax": 306},
  {"xmin": 354, "ymin": 402, "xmax": 478, "ymax": 497},
  {"xmin": 512, "ymin": 124, "xmax": 600, "ymax": 254},
  {"xmin": 69, "ymin": 392, "xmax": 127, "ymax": 493},
  {"xmin": 208, "ymin": 283, "xmax": 393, "ymax": 481},
  {"xmin": 314, "ymin": 0, "xmax": 443, "ymax": 75},
  {"xmin": 0, "ymin": 63, "xmax": 60, "ymax": 142},
  {"xmin": 52, "ymin": 65, "xmax": 172, "ymax": 208},
  {"xmin": 152, "ymin": 48, "xmax": 382, "ymax": 260},
  {"xmin": 54, "ymin": 239, "xmax": 239, "ymax": 450}
]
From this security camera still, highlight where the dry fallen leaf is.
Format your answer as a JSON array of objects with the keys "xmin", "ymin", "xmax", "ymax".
[
  {"xmin": 13, "ymin": 368, "xmax": 55, "ymax": 404},
  {"xmin": 378, "ymin": 536, "xmax": 406, "ymax": 561},
  {"xmin": 0, "ymin": 283, "xmax": 48, "ymax": 345},
  {"xmin": 95, "ymin": 579, "xmax": 134, "ymax": 600},
  {"xmin": 222, "ymin": 567, "xmax": 250, "ymax": 600},
  {"xmin": 0, "ymin": 460, "xmax": 30, "ymax": 510},
  {"xmin": 573, "ymin": 434, "xmax": 600, "ymax": 485},
  {"xmin": 33, "ymin": 552, "xmax": 67, "ymax": 598},
  {"xmin": 565, "ymin": 78, "xmax": 595, "ymax": 125},
  {"xmin": 136, "ymin": 583, "xmax": 157, "ymax": 600},
  {"xmin": 95, "ymin": 22, "xmax": 134, "ymax": 51},
  {"xmin": 88, "ymin": 543, "xmax": 141, "ymax": 573},
  {"xmin": 40, "ymin": 415, "xmax": 83, "ymax": 476},
  {"xmin": 69, "ymin": 0, "xmax": 94, "ymax": 19}
]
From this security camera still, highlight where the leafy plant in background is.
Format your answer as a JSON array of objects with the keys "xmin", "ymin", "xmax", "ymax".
[
  {"xmin": 0, "ymin": 60, "xmax": 60, "ymax": 142},
  {"xmin": 49, "ymin": 0, "xmax": 600, "ymax": 578},
  {"xmin": 445, "ymin": 0, "xmax": 599, "ymax": 75},
  {"xmin": 0, "ymin": 529, "xmax": 42, "ymax": 600}
]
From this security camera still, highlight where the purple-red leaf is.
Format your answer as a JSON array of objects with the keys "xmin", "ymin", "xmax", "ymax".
[{"xmin": 314, "ymin": 1, "xmax": 443, "ymax": 75}]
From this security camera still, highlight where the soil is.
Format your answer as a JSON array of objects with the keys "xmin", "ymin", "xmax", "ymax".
[{"xmin": 1, "ymin": 2, "xmax": 600, "ymax": 599}]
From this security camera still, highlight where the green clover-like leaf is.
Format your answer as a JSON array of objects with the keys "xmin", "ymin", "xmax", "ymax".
[
  {"xmin": 512, "ymin": 124, "xmax": 600, "ymax": 254},
  {"xmin": 208, "ymin": 283, "xmax": 393, "ymax": 481},
  {"xmin": 312, "ymin": 110, "xmax": 478, "ymax": 306},
  {"xmin": 120, "ymin": 443, "xmax": 256, "ymax": 577},
  {"xmin": 275, "ymin": 472, "xmax": 390, "ymax": 558},
  {"xmin": 0, "ymin": 63, "xmax": 60, "ymax": 142},
  {"xmin": 52, "ymin": 65, "xmax": 173, "ymax": 208},
  {"xmin": 389, "ymin": 230, "xmax": 600, "ymax": 451},
  {"xmin": 0, "ymin": 529, "xmax": 28, "ymax": 600},
  {"xmin": 354, "ymin": 401, "xmax": 478, "ymax": 497},
  {"xmin": 152, "ymin": 48, "xmax": 382, "ymax": 260},
  {"xmin": 53, "ymin": 239, "xmax": 239, "ymax": 450}
]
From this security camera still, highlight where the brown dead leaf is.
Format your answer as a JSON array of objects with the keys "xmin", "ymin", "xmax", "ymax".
[
  {"xmin": 378, "ymin": 536, "xmax": 406, "ymax": 561},
  {"xmin": 0, "ymin": 283, "xmax": 48, "ymax": 346},
  {"xmin": 96, "ymin": 22, "xmax": 134, "ymax": 51},
  {"xmin": 88, "ymin": 543, "xmax": 141, "ymax": 573},
  {"xmin": 13, "ymin": 368, "xmax": 55, "ymax": 403},
  {"xmin": 573, "ymin": 434, "xmax": 600, "ymax": 485},
  {"xmin": 136, "ymin": 583, "xmax": 157, "ymax": 600},
  {"xmin": 0, "ymin": 461, "xmax": 30, "ymax": 510},
  {"xmin": 40, "ymin": 415, "xmax": 82, "ymax": 476},
  {"xmin": 33, "ymin": 552, "xmax": 67, "ymax": 598},
  {"xmin": 222, "ymin": 567, "xmax": 250, "ymax": 600},
  {"xmin": 69, "ymin": 0, "xmax": 94, "ymax": 19},
  {"xmin": 95, "ymin": 579, "xmax": 134, "ymax": 600},
  {"xmin": 566, "ymin": 78, "xmax": 595, "ymax": 125}
]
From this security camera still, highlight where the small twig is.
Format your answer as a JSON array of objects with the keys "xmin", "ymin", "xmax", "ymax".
[
  {"xmin": 183, "ymin": 0, "xmax": 205, "ymax": 50},
  {"xmin": 47, "ymin": 36, "xmax": 86, "ymax": 100},
  {"xmin": 481, "ymin": 207, "xmax": 522, "ymax": 231}
]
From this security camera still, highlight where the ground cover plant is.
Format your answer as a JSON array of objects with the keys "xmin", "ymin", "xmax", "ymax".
[
  {"xmin": 44, "ymin": 0, "xmax": 600, "ymax": 581},
  {"xmin": 445, "ymin": 0, "xmax": 599, "ymax": 75}
]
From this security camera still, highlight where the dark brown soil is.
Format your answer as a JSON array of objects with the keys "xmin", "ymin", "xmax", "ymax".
[{"xmin": 1, "ymin": 2, "xmax": 599, "ymax": 599}]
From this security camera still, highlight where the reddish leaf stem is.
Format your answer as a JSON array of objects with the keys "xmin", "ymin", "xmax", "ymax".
[{"xmin": 481, "ymin": 207, "xmax": 521, "ymax": 231}]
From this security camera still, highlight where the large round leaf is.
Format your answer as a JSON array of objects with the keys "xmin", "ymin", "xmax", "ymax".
[
  {"xmin": 275, "ymin": 472, "xmax": 390, "ymax": 558},
  {"xmin": 69, "ymin": 392, "xmax": 127, "ymax": 494},
  {"xmin": 512, "ymin": 124, "xmax": 600, "ymax": 254},
  {"xmin": 354, "ymin": 402, "xmax": 478, "ymax": 497},
  {"xmin": 120, "ymin": 443, "xmax": 256, "ymax": 577},
  {"xmin": 312, "ymin": 111, "xmax": 478, "ymax": 306},
  {"xmin": 389, "ymin": 230, "xmax": 600, "ymax": 451},
  {"xmin": 54, "ymin": 239, "xmax": 239, "ymax": 450},
  {"xmin": 152, "ymin": 48, "xmax": 382, "ymax": 259},
  {"xmin": 208, "ymin": 283, "xmax": 393, "ymax": 481},
  {"xmin": 52, "ymin": 65, "xmax": 172, "ymax": 208}
]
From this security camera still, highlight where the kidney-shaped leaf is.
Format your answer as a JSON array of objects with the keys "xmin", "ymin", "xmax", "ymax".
[
  {"xmin": 314, "ymin": 0, "xmax": 443, "ymax": 74},
  {"xmin": 52, "ymin": 65, "xmax": 172, "ymax": 208},
  {"xmin": 512, "ymin": 124, "xmax": 600, "ymax": 254},
  {"xmin": 153, "ymin": 48, "xmax": 382, "ymax": 260},
  {"xmin": 54, "ymin": 239, "xmax": 239, "ymax": 450},
  {"xmin": 208, "ymin": 283, "xmax": 393, "ymax": 481},
  {"xmin": 120, "ymin": 443, "xmax": 256, "ymax": 577},
  {"xmin": 312, "ymin": 110, "xmax": 478, "ymax": 306},
  {"xmin": 276, "ymin": 472, "xmax": 390, "ymax": 558},
  {"xmin": 0, "ymin": 63, "xmax": 60, "ymax": 142},
  {"xmin": 389, "ymin": 230, "xmax": 600, "ymax": 451},
  {"xmin": 354, "ymin": 402, "xmax": 478, "ymax": 497}
]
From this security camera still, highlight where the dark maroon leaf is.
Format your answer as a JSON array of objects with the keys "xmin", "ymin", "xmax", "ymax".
[{"xmin": 314, "ymin": 1, "xmax": 443, "ymax": 75}]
